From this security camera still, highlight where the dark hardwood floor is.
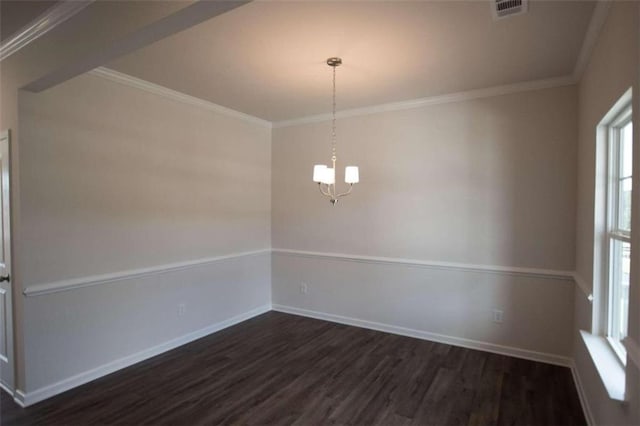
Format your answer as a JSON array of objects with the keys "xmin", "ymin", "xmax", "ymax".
[{"xmin": 0, "ymin": 311, "xmax": 585, "ymax": 425}]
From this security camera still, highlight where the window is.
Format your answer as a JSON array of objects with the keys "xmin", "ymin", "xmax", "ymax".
[
  {"xmin": 604, "ymin": 102, "xmax": 632, "ymax": 362},
  {"xmin": 587, "ymin": 90, "xmax": 633, "ymax": 400}
]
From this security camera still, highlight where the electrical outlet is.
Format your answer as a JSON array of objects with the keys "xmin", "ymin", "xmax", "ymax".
[
  {"xmin": 300, "ymin": 282, "xmax": 309, "ymax": 294},
  {"xmin": 492, "ymin": 309, "xmax": 503, "ymax": 324},
  {"xmin": 178, "ymin": 303, "xmax": 187, "ymax": 316}
]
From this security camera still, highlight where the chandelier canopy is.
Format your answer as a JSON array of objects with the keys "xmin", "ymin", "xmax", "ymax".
[{"xmin": 312, "ymin": 57, "xmax": 359, "ymax": 205}]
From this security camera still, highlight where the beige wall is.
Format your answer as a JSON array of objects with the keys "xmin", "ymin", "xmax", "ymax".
[
  {"xmin": 18, "ymin": 73, "xmax": 272, "ymax": 393},
  {"xmin": 0, "ymin": 1, "xmax": 193, "ymax": 392},
  {"xmin": 272, "ymin": 85, "xmax": 578, "ymax": 358},
  {"xmin": 273, "ymin": 86, "xmax": 577, "ymax": 270},
  {"xmin": 575, "ymin": 1, "xmax": 638, "ymax": 288},
  {"xmin": 574, "ymin": 2, "xmax": 640, "ymax": 425},
  {"xmin": 273, "ymin": 254, "xmax": 575, "ymax": 358},
  {"xmin": 20, "ymin": 73, "xmax": 271, "ymax": 285}
]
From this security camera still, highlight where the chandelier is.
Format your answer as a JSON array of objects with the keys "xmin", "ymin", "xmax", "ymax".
[{"xmin": 312, "ymin": 57, "xmax": 359, "ymax": 205}]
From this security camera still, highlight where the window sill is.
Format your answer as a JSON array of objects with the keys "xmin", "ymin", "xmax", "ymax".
[{"xmin": 580, "ymin": 330, "xmax": 626, "ymax": 402}]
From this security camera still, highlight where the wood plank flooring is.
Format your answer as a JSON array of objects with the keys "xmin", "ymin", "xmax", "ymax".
[{"xmin": 0, "ymin": 312, "xmax": 585, "ymax": 425}]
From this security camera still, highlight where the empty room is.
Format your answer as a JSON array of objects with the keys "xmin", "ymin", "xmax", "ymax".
[{"xmin": 0, "ymin": 0, "xmax": 638, "ymax": 424}]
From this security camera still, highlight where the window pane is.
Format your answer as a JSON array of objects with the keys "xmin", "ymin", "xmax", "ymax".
[
  {"xmin": 610, "ymin": 239, "xmax": 630, "ymax": 341},
  {"xmin": 618, "ymin": 177, "xmax": 632, "ymax": 231},
  {"xmin": 621, "ymin": 121, "xmax": 633, "ymax": 178}
]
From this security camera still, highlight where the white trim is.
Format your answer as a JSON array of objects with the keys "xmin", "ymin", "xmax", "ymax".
[
  {"xmin": 89, "ymin": 67, "xmax": 272, "ymax": 128},
  {"xmin": 24, "ymin": 249, "xmax": 271, "ymax": 297},
  {"xmin": 622, "ymin": 337, "xmax": 640, "ymax": 370},
  {"xmin": 0, "ymin": 0, "xmax": 596, "ymax": 124},
  {"xmin": 13, "ymin": 390, "xmax": 25, "ymax": 408},
  {"xmin": 273, "ymin": 248, "xmax": 574, "ymax": 281},
  {"xmin": 272, "ymin": 304, "xmax": 572, "ymax": 367},
  {"xmin": 13, "ymin": 304, "xmax": 271, "ymax": 407},
  {"xmin": 0, "ymin": 1, "xmax": 94, "ymax": 61},
  {"xmin": 0, "ymin": 380, "xmax": 13, "ymax": 396},
  {"xmin": 573, "ymin": 273, "xmax": 594, "ymax": 302},
  {"xmin": 570, "ymin": 360, "xmax": 596, "ymax": 426},
  {"xmin": 579, "ymin": 330, "xmax": 626, "ymax": 402},
  {"xmin": 272, "ymin": 75, "xmax": 576, "ymax": 128},
  {"xmin": 573, "ymin": 1, "xmax": 612, "ymax": 81},
  {"xmin": 92, "ymin": 68, "xmax": 576, "ymax": 131},
  {"xmin": 599, "ymin": 88, "xmax": 633, "ymax": 127},
  {"xmin": 25, "ymin": 249, "xmax": 576, "ymax": 297}
]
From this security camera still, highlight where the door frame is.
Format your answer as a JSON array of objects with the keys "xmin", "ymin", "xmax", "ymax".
[{"xmin": 0, "ymin": 129, "xmax": 14, "ymax": 395}]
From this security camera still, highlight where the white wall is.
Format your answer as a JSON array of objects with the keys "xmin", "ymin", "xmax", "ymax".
[
  {"xmin": 272, "ymin": 85, "xmax": 578, "ymax": 359},
  {"xmin": 18, "ymin": 73, "xmax": 271, "ymax": 396},
  {"xmin": 574, "ymin": 2, "xmax": 640, "ymax": 425},
  {"xmin": 24, "ymin": 253, "xmax": 270, "ymax": 397},
  {"xmin": 0, "ymin": 2, "xmax": 192, "ymax": 390},
  {"xmin": 273, "ymin": 254, "xmax": 574, "ymax": 360}
]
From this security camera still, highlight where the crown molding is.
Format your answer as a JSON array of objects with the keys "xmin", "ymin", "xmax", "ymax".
[
  {"xmin": 573, "ymin": 1, "xmax": 612, "ymax": 82},
  {"xmin": 2, "ymin": 0, "xmax": 593, "ymax": 125},
  {"xmin": 273, "ymin": 75, "xmax": 576, "ymax": 128},
  {"xmin": 89, "ymin": 67, "xmax": 272, "ymax": 128},
  {"xmin": 93, "ymin": 67, "xmax": 574, "ymax": 130},
  {"xmin": 0, "ymin": 1, "xmax": 94, "ymax": 62}
]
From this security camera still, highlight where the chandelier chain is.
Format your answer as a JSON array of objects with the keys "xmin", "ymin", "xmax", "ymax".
[{"xmin": 331, "ymin": 64, "xmax": 336, "ymax": 163}]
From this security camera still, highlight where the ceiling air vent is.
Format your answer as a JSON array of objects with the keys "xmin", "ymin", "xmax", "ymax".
[{"xmin": 492, "ymin": 0, "xmax": 528, "ymax": 20}]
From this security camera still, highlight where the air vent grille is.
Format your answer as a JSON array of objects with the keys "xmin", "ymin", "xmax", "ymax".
[{"xmin": 493, "ymin": 0, "xmax": 528, "ymax": 20}]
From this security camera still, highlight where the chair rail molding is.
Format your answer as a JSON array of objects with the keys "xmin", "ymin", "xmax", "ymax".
[
  {"xmin": 273, "ymin": 248, "xmax": 574, "ymax": 281},
  {"xmin": 573, "ymin": 273, "xmax": 594, "ymax": 302},
  {"xmin": 23, "ymin": 249, "xmax": 271, "ymax": 297},
  {"xmin": 26, "ymin": 248, "xmax": 582, "ymax": 296}
]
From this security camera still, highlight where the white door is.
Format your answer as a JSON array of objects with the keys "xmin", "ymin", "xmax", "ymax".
[{"xmin": 0, "ymin": 130, "xmax": 14, "ymax": 394}]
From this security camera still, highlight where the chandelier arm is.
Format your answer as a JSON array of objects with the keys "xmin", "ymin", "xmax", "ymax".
[
  {"xmin": 318, "ymin": 183, "xmax": 332, "ymax": 197},
  {"xmin": 335, "ymin": 184, "xmax": 354, "ymax": 198}
]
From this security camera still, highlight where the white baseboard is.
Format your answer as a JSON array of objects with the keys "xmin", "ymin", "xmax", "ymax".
[
  {"xmin": 272, "ymin": 304, "xmax": 572, "ymax": 367},
  {"xmin": 11, "ymin": 303, "xmax": 592, "ymax": 426},
  {"xmin": 0, "ymin": 380, "xmax": 14, "ymax": 397},
  {"xmin": 570, "ymin": 360, "xmax": 595, "ymax": 426},
  {"xmin": 13, "ymin": 390, "xmax": 26, "ymax": 408},
  {"xmin": 14, "ymin": 304, "xmax": 271, "ymax": 407}
]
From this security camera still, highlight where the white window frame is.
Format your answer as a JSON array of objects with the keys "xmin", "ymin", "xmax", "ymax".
[
  {"xmin": 602, "ymin": 100, "xmax": 632, "ymax": 365},
  {"xmin": 587, "ymin": 88, "xmax": 632, "ymax": 402}
]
